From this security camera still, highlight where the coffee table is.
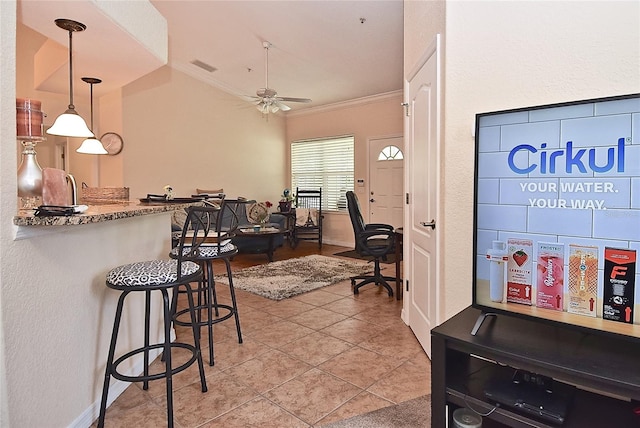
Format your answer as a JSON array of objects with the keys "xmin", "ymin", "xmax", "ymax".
[{"xmin": 236, "ymin": 226, "xmax": 285, "ymax": 262}]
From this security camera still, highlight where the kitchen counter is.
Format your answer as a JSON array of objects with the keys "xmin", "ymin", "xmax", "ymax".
[
  {"xmin": 13, "ymin": 202, "xmax": 193, "ymax": 227},
  {"xmin": 12, "ymin": 202, "xmax": 196, "ymax": 241}
]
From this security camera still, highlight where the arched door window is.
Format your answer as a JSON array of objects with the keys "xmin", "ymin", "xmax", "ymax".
[{"xmin": 377, "ymin": 145, "xmax": 404, "ymax": 161}]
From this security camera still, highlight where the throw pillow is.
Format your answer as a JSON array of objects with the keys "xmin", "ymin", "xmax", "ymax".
[
  {"xmin": 295, "ymin": 208, "xmax": 317, "ymax": 226},
  {"xmin": 247, "ymin": 202, "xmax": 270, "ymax": 224}
]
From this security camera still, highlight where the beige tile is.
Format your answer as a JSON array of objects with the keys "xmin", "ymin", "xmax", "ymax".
[
  {"xmin": 232, "ymin": 288, "xmax": 274, "ymax": 309},
  {"xmin": 292, "ymin": 289, "xmax": 345, "ymax": 306},
  {"xmin": 261, "ymin": 299, "xmax": 318, "ymax": 318},
  {"xmin": 223, "ymin": 349, "xmax": 312, "ymax": 393},
  {"xmin": 319, "ymin": 346, "xmax": 403, "ymax": 388},
  {"xmin": 105, "ymin": 383, "xmax": 153, "ymax": 414},
  {"xmin": 165, "ymin": 371, "xmax": 257, "ymax": 427},
  {"xmin": 205, "ymin": 336, "xmax": 271, "ymax": 371},
  {"xmin": 319, "ymin": 318, "xmax": 387, "ymax": 345},
  {"xmin": 200, "ymin": 396, "xmax": 310, "ymax": 428},
  {"xmin": 246, "ymin": 320, "xmax": 315, "ymax": 348},
  {"xmin": 315, "ymin": 390, "xmax": 394, "ymax": 426},
  {"xmin": 287, "ymin": 307, "xmax": 349, "ymax": 330},
  {"xmin": 366, "ymin": 358, "xmax": 431, "ymax": 403},
  {"xmin": 99, "ymin": 400, "xmax": 169, "ymax": 428},
  {"xmin": 236, "ymin": 306, "xmax": 283, "ymax": 334},
  {"xmin": 322, "ymin": 280, "xmax": 357, "ymax": 297},
  {"xmin": 320, "ymin": 296, "xmax": 377, "ymax": 317},
  {"xmin": 278, "ymin": 331, "xmax": 354, "ymax": 366},
  {"xmin": 264, "ymin": 368, "xmax": 361, "ymax": 425},
  {"xmin": 102, "ymin": 253, "xmax": 433, "ymax": 427},
  {"xmin": 358, "ymin": 326, "xmax": 423, "ymax": 359}
]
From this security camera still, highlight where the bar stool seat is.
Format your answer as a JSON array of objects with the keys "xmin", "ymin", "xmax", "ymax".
[{"xmin": 98, "ymin": 207, "xmax": 213, "ymax": 428}]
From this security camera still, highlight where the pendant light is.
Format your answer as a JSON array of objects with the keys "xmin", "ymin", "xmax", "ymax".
[
  {"xmin": 46, "ymin": 19, "xmax": 94, "ymax": 138},
  {"xmin": 77, "ymin": 77, "xmax": 108, "ymax": 154}
]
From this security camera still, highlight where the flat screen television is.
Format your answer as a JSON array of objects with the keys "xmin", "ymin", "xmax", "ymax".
[{"xmin": 473, "ymin": 93, "xmax": 640, "ymax": 341}]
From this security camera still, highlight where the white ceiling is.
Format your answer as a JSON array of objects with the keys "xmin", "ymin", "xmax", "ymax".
[
  {"xmin": 18, "ymin": 0, "xmax": 404, "ymax": 112},
  {"xmin": 151, "ymin": 0, "xmax": 404, "ymax": 110}
]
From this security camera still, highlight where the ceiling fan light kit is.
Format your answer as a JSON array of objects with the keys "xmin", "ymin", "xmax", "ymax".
[{"xmin": 252, "ymin": 41, "xmax": 311, "ymax": 114}]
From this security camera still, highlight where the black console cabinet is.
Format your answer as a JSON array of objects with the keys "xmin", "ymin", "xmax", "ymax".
[{"xmin": 431, "ymin": 307, "xmax": 640, "ymax": 427}]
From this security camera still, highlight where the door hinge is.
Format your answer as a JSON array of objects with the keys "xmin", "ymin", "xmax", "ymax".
[
  {"xmin": 406, "ymin": 193, "xmax": 410, "ymax": 204},
  {"xmin": 406, "ymin": 279, "xmax": 409, "ymax": 292},
  {"xmin": 401, "ymin": 102, "xmax": 410, "ymax": 117}
]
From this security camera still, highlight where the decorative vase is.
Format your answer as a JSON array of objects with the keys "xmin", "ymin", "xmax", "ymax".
[{"xmin": 278, "ymin": 201, "xmax": 292, "ymax": 212}]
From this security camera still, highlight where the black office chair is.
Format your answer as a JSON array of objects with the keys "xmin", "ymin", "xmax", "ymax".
[{"xmin": 346, "ymin": 191, "xmax": 396, "ymax": 296}]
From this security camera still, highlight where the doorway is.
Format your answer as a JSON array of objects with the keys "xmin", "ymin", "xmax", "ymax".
[{"xmin": 368, "ymin": 135, "xmax": 404, "ymax": 228}]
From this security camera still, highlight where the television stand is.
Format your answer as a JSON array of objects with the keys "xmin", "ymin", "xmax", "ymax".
[
  {"xmin": 431, "ymin": 306, "xmax": 640, "ymax": 427},
  {"xmin": 470, "ymin": 312, "xmax": 497, "ymax": 335}
]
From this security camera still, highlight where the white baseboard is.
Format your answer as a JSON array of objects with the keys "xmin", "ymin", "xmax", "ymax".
[{"xmin": 68, "ymin": 330, "xmax": 176, "ymax": 428}]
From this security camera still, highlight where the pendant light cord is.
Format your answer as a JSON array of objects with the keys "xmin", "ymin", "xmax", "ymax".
[{"xmin": 67, "ymin": 28, "xmax": 75, "ymax": 110}]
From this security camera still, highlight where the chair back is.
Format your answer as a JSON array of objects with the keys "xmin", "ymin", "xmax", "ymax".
[
  {"xmin": 295, "ymin": 188, "xmax": 322, "ymax": 211},
  {"xmin": 217, "ymin": 199, "xmax": 240, "ymax": 238},
  {"xmin": 175, "ymin": 205, "xmax": 218, "ymax": 279},
  {"xmin": 346, "ymin": 191, "xmax": 366, "ymax": 249}
]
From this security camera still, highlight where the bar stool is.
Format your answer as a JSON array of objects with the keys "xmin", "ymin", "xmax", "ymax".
[
  {"xmin": 170, "ymin": 200, "xmax": 242, "ymax": 366},
  {"xmin": 97, "ymin": 206, "xmax": 213, "ymax": 428}
]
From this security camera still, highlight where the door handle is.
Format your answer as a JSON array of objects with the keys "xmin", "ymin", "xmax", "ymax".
[
  {"xmin": 420, "ymin": 219, "xmax": 436, "ymax": 230},
  {"xmin": 370, "ymin": 199, "xmax": 375, "ymax": 203}
]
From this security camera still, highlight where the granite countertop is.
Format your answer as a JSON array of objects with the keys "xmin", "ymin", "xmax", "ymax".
[{"xmin": 13, "ymin": 202, "xmax": 194, "ymax": 227}]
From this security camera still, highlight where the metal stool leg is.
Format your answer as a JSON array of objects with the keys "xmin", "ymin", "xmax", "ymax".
[
  {"xmin": 224, "ymin": 258, "xmax": 243, "ymax": 343},
  {"xmin": 205, "ymin": 261, "xmax": 215, "ymax": 365},
  {"xmin": 160, "ymin": 288, "xmax": 174, "ymax": 427},
  {"xmin": 183, "ymin": 282, "xmax": 208, "ymax": 392},
  {"xmin": 97, "ymin": 290, "xmax": 129, "ymax": 428}
]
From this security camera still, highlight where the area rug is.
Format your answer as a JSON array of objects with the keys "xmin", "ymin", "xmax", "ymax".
[
  {"xmin": 319, "ymin": 395, "xmax": 431, "ymax": 427},
  {"xmin": 334, "ymin": 249, "xmax": 398, "ymax": 264},
  {"xmin": 216, "ymin": 255, "xmax": 372, "ymax": 300}
]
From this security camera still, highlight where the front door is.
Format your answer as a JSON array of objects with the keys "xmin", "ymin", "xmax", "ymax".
[
  {"xmin": 368, "ymin": 136, "xmax": 404, "ymax": 228},
  {"xmin": 404, "ymin": 35, "xmax": 441, "ymax": 357}
]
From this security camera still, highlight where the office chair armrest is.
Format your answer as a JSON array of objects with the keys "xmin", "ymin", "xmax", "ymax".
[
  {"xmin": 357, "ymin": 230, "xmax": 395, "ymax": 257},
  {"xmin": 364, "ymin": 223, "xmax": 394, "ymax": 231}
]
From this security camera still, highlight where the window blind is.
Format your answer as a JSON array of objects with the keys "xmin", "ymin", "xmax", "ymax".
[{"xmin": 291, "ymin": 136, "xmax": 354, "ymax": 212}]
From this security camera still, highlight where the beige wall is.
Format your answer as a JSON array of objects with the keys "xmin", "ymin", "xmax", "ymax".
[
  {"xmin": 120, "ymin": 66, "xmax": 288, "ymax": 202},
  {"xmin": 286, "ymin": 93, "xmax": 404, "ymax": 246},
  {"xmin": 405, "ymin": 0, "xmax": 640, "ymax": 322}
]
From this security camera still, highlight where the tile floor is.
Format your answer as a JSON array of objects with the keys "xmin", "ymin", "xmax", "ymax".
[{"xmin": 98, "ymin": 261, "xmax": 431, "ymax": 427}]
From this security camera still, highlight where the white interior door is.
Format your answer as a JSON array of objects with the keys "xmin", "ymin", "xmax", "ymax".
[
  {"xmin": 368, "ymin": 136, "xmax": 404, "ymax": 228},
  {"xmin": 404, "ymin": 35, "xmax": 441, "ymax": 357}
]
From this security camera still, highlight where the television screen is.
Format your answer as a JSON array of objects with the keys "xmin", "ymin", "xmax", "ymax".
[{"xmin": 473, "ymin": 93, "xmax": 640, "ymax": 341}]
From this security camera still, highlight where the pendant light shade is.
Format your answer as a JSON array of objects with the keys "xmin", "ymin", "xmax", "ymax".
[
  {"xmin": 47, "ymin": 19, "xmax": 94, "ymax": 138},
  {"xmin": 77, "ymin": 138, "xmax": 108, "ymax": 154},
  {"xmin": 77, "ymin": 77, "xmax": 107, "ymax": 154}
]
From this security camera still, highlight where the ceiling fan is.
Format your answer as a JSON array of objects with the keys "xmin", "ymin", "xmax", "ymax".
[{"xmin": 251, "ymin": 41, "xmax": 311, "ymax": 114}]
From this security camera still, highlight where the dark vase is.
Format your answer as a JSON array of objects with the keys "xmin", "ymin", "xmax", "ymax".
[{"xmin": 278, "ymin": 201, "xmax": 292, "ymax": 212}]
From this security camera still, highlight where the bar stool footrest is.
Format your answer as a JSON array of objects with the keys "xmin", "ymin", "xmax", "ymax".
[
  {"xmin": 111, "ymin": 342, "xmax": 200, "ymax": 383},
  {"xmin": 173, "ymin": 304, "xmax": 236, "ymax": 328}
]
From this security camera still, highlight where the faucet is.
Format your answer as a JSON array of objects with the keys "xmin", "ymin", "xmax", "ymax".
[{"xmin": 66, "ymin": 173, "xmax": 78, "ymax": 205}]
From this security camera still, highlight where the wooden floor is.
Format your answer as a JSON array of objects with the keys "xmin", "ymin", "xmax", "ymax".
[{"xmin": 223, "ymin": 240, "xmax": 351, "ymax": 270}]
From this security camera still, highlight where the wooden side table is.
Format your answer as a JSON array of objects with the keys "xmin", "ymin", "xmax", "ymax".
[{"xmin": 394, "ymin": 227, "xmax": 403, "ymax": 300}]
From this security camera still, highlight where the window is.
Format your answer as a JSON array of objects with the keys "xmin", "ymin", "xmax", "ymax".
[
  {"xmin": 377, "ymin": 145, "xmax": 404, "ymax": 160},
  {"xmin": 291, "ymin": 135, "xmax": 354, "ymax": 212}
]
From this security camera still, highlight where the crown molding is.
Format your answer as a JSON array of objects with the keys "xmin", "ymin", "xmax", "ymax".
[{"xmin": 286, "ymin": 90, "xmax": 403, "ymax": 117}]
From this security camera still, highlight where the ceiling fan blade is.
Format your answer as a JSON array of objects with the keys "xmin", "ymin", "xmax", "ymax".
[
  {"xmin": 275, "ymin": 100, "xmax": 291, "ymax": 111},
  {"xmin": 277, "ymin": 97, "xmax": 312, "ymax": 103}
]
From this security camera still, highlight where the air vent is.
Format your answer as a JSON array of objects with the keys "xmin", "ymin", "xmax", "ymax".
[{"xmin": 190, "ymin": 59, "xmax": 217, "ymax": 73}]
